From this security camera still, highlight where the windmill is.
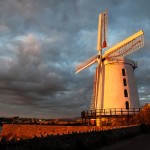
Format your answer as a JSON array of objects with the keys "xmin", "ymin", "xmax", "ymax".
[{"xmin": 76, "ymin": 10, "xmax": 144, "ymax": 126}]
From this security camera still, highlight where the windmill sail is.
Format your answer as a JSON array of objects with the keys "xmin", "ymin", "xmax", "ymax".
[
  {"xmin": 75, "ymin": 55, "xmax": 98, "ymax": 73},
  {"xmin": 103, "ymin": 30, "xmax": 144, "ymax": 60},
  {"xmin": 97, "ymin": 10, "xmax": 108, "ymax": 51}
]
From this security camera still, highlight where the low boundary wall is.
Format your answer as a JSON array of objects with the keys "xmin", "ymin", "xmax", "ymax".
[{"xmin": 0, "ymin": 124, "xmax": 141, "ymax": 149}]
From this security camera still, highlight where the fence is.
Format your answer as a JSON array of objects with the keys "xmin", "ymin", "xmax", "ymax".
[{"xmin": 81, "ymin": 108, "xmax": 141, "ymax": 126}]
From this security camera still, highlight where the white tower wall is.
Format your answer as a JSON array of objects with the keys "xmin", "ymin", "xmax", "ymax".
[{"xmin": 103, "ymin": 58, "xmax": 140, "ymax": 109}]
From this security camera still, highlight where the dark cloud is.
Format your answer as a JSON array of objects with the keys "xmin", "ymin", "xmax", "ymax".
[{"xmin": 0, "ymin": 0, "xmax": 149, "ymax": 118}]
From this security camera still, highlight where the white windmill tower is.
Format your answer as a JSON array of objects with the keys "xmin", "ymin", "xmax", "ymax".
[{"xmin": 76, "ymin": 10, "xmax": 144, "ymax": 126}]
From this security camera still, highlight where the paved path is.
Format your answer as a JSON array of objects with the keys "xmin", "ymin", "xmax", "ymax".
[{"xmin": 96, "ymin": 133, "xmax": 150, "ymax": 150}]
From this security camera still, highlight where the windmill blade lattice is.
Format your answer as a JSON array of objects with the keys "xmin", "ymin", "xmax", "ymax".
[
  {"xmin": 76, "ymin": 54, "xmax": 98, "ymax": 73},
  {"xmin": 103, "ymin": 30, "xmax": 144, "ymax": 61}
]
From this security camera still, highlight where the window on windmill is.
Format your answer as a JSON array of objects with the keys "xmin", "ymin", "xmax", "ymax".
[
  {"xmin": 123, "ymin": 78, "xmax": 127, "ymax": 86},
  {"xmin": 125, "ymin": 101, "xmax": 129, "ymax": 109},
  {"xmin": 124, "ymin": 89, "xmax": 128, "ymax": 97},
  {"xmin": 122, "ymin": 68, "xmax": 126, "ymax": 76}
]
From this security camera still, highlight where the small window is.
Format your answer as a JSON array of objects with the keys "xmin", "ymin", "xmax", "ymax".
[
  {"xmin": 122, "ymin": 68, "xmax": 126, "ymax": 76},
  {"xmin": 125, "ymin": 101, "xmax": 129, "ymax": 109},
  {"xmin": 124, "ymin": 89, "xmax": 128, "ymax": 97},
  {"xmin": 123, "ymin": 78, "xmax": 127, "ymax": 86}
]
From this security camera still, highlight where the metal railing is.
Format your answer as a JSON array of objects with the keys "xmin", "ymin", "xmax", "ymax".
[{"xmin": 81, "ymin": 108, "xmax": 141, "ymax": 118}]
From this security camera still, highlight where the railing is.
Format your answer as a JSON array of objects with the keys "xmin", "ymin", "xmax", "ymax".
[{"xmin": 81, "ymin": 108, "xmax": 141, "ymax": 118}]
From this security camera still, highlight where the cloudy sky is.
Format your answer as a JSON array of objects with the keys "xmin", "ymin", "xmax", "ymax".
[{"xmin": 0, "ymin": 0, "xmax": 149, "ymax": 119}]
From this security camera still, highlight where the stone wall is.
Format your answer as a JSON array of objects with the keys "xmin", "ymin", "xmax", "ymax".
[
  {"xmin": 0, "ymin": 124, "xmax": 141, "ymax": 149},
  {"xmin": 0, "ymin": 124, "xmax": 140, "ymax": 141}
]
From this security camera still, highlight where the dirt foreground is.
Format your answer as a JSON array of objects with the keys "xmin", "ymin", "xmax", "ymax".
[{"xmin": 97, "ymin": 133, "xmax": 150, "ymax": 150}]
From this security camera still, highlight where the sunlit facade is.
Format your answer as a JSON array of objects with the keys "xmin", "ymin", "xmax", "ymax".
[{"xmin": 103, "ymin": 57, "xmax": 140, "ymax": 109}]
